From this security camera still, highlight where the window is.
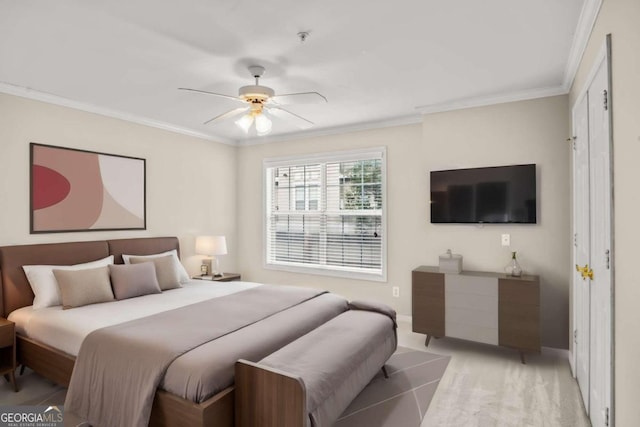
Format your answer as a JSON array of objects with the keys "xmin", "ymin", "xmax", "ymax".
[{"xmin": 264, "ymin": 148, "xmax": 386, "ymax": 280}]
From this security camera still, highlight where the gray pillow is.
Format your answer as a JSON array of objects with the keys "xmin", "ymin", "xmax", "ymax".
[
  {"xmin": 108, "ymin": 263, "xmax": 162, "ymax": 300},
  {"xmin": 129, "ymin": 254, "xmax": 181, "ymax": 291},
  {"xmin": 53, "ymin": 266, "xmax": 115, "ymax": 309}
]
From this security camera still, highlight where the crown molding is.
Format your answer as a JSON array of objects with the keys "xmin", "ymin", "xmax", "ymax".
[
  {"xmin": 0, "ymin": 82, "xmax": 235, "ymax": 146},
  {"xmin": 415, "ymin": 85, "xmax": 567, "ymax": 115},
  {"xmin": 236, "ymin": 113, "xmax": 423, "ymax": 146},
  {"xmin": 562, "ymin": 0, "xmax": 603, "ymax": 90}
]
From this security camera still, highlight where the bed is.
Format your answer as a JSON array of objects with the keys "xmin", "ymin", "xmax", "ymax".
[{"xmin": 0, "ymin": 237, "xmax": 349, "ymax": 427}]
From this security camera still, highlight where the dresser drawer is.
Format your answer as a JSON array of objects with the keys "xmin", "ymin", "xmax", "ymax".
[
  {"xmin": 0, "ymin": 322, "xmax": 14, "ymax": 348},
  {"xmin": 445, "ymin": 292, "xmax": 498, "ymax": 312},
  {"xmin": 412, "ymin": 271, "xmax": 445, "ymax": 337},
  {"xmin": 446, "ymin": 275, "xmax": 497, "ymax": 297},
  {"xmin": 446, "ymin": 306, "xmax": 498, "ymax": 329},
  {"xmin": 499, "ymin": 279, "xmax": 540, "ymax": 307},
  {"xmin": 499, "ymin": 304, "xmax": 540, "ymax": 351},
  {"xmin": 446, "ymin": 321, "xmax": 499, "ymax": 346}
]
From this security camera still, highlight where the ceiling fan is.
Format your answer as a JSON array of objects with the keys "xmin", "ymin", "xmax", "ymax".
[{"xmin": 179, "ymin": 65, "xmax": 327, "ymax": 136}]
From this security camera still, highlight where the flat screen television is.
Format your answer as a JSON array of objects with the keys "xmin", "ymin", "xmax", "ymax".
[{"xmin": 430, "ymin": 164, "xmax": 537, "ymax": 224}]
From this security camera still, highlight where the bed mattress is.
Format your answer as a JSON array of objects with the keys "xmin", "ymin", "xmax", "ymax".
[
  {"xmin": 8, "ymin": 280, "xmax": 261, "ymax": 355},
  {"xmin": 8, "ymin": 281, "xmax": 349, "ymax": 402}
]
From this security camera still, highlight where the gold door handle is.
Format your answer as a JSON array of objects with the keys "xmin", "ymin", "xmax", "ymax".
[
  {"xmin": 585, "ymin": 266, "xmax": 594, "ymax": 280},
  {"xmin": 575, "ymin": 264, "xmax": 594, "ymax": 280}
]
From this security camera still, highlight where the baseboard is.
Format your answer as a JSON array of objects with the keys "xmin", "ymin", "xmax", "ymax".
[
  {"xmin": 542, "ymin": 346, "xmax": 571, "ymax": 362},
  {"xmin": 568, "ymin": 350, "xmax": 576, "ymax": 377},
  {"xmin": 396, "ymin": 314, "xmax": 412, "ymax": 323}
]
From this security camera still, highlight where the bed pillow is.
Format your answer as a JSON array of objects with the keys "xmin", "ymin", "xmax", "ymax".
[
  {"xmin": 109, "ymin": 262, "xmax": 161, "ymax": 300},
  {"xmin": 23, "ymin": 255, "xmax": 115, "ymax": 309},
  {"xmin": 122, "ymin": 249, "xmax": 189, "ymax": 283},
  {"xmin": 53, "ymin": 266, "xmax": 115, "ymax": 309},
  {"xmin": 129, "ymin": 254, "xmax": 181, "ymax": 291}
]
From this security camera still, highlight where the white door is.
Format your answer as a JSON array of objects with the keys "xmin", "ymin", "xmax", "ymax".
[
  {"xmin": 572, "ymin": 38, "xmax": 613, "ymax": 427},
  {"xmin": 587, "ymin": 57, "xmax": 612, "ymax": 427},
  {"xmin": 572, "ymin": 92, "xmax": 591, "ymax": 411}
]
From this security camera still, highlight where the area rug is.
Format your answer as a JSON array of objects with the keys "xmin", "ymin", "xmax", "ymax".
[{"xmin": 334, "ymin": 347, "xmax": 450, "ymax": 426}]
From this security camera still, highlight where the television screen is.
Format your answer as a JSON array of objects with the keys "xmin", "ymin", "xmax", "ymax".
[{"xmin": 430, "ymin": 164, "xmax": 537, "ymax": 224}]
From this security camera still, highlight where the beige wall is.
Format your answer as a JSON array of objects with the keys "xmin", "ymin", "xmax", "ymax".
[
  {"xmin": 238, "ymin": 95, "xmax": 570, "ymax": 349},
  {"xmin": 569, "ymin": 0, "xmax": 640, "ymax": 424},
  {"xmin": 0, "ymin": 93, "xmax": 237, "ymax": 275}
]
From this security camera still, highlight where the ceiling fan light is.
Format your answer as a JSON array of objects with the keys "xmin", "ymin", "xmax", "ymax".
[
  {"xmin": 255, "ymin": 114, "xmax": 272, "ymax": 136},
  {"xmin": 235, "ymin": 114, "xmax": 254, "ymax": 133}
]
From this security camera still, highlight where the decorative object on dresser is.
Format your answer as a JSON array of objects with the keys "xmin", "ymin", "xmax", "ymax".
[
  {"xmin": 412, "ymin": 266, "xmax": 540, "ymax": 363},
  {"xmin": 195, "ymin": 235, "xmax": 228, "ymax": 277},
  {"xmin": 0, "ymin": 318, "xmax": 17, "ymax": 392},
  {"xmin": 192, "ymin": 273, "xmax": 241, "ymax": 282},
  {"xmin": 30, "ymin": 143, "xmax": 146, "ymax": 233},
  {"xmin": 438, "ymin": 249, "xmax": 463, "ymax": 273},
  {"xmin": 504, "ymin": 251, "xmax": 523, "ymax": 276}
]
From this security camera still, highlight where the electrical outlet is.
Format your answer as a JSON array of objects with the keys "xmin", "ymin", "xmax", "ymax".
[
  {"xmin": 392, "ymin": 286, "xmax": 400, "ymax": 298},
  {"xmin": 501, "ymin": 234, "xmax": 511, "ymax": 246}
]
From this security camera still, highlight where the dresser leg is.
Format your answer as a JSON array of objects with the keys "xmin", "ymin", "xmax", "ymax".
[
  {"xmin": 520, "ymin": 351, "xmax": 526, "ymax": 365},
  {"xmin": 425, "ymin": 335, "xmax": 431, "ymax": 347},
  {"xmin": 20, "ymin": 365, "xmax": 25, "ymax": 375}
]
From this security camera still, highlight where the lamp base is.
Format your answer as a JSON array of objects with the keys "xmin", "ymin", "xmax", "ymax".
[
  {"xmin": 211, "ymin": 256, "xmax": 222, "ymax": 277},
  {"xmin": 201, "ymin": 259, "xmax": 212, "ymax": 276}
]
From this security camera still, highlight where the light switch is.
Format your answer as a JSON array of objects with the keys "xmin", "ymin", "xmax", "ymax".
[{"xmin": 501, "ymin": 234, "xmax": 511, "ymax": 246}]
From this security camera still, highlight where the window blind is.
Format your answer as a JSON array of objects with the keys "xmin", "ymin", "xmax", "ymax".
[{"xmin": 265, "ymin": 149, "xmax": 385, "ymax": 279}]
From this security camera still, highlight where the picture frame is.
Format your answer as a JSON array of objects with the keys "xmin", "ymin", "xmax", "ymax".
[{"xmin": 30, "ymin": 143, "xmax": 146, "ymax": 233}]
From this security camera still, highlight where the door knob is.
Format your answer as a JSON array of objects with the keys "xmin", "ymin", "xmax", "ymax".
[
  {"xmin": 576, "ymin": 264, "xmax": 594, "ymax": 280},
  {"xmin": 585, "ymin": 266, "xmax": 594, "ymax": 280}
]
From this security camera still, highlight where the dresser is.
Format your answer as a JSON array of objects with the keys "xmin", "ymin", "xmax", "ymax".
[{"xmin": 412, "ymin": 266, "xmax": 540, "ymax": 363}]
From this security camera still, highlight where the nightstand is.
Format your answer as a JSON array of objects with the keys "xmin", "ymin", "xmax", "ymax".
[
  {"xmin": 0, "ymin": 318, "xmax": 17, "ymax": 392},
  {"xmin": 192, "ymin": 273, "xmax": 241, "ymax": 282}
]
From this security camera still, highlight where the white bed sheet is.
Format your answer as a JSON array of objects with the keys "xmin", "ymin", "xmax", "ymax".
[{"xmin": 7, "ymin": 280, "xmax": 260, "ymax": 356}]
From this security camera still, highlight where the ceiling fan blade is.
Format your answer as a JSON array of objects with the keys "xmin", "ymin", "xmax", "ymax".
[
  {"xmin": 267, "ymin": 106, "xmax": 314, "ymax": 129},
  {"xmin": 178, "ymin": 88, "xmax": 244, "ymax": 103},
  {"xmin": 204, "ymin": 107, "xmax": 250, "ymax": 125},
  {"xmin": 270, "ymin": 91, "xmax": 327, "ymax": 105}
]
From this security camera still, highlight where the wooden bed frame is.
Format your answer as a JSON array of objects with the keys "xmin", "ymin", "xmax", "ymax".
[{"xmin": 0, "ymin": 237, "xmax": 234, "ymax": 427}]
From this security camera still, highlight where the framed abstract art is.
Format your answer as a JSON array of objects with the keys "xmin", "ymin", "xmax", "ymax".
[{"xmin": 30, "ymin": 143, "xmax": 146, "ymax": 233}]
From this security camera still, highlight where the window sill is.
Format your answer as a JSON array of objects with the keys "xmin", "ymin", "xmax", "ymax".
[{"xmin": 264, "ymin": 262, "xmax": 387, "ymax": 283}]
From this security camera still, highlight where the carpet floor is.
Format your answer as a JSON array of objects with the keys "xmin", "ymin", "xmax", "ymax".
[
  {"xmin": 1, "ymin": 318, "xmax": 590, "ymax": 427},
  {"xmin": 0, "ymin": 347, "xmax": 448, "ymax": 427}
]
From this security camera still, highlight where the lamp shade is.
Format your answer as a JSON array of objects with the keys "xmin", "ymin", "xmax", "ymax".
[{"xmin": 196, "ymin": 235, "xmax": 228, "ymax": 256}]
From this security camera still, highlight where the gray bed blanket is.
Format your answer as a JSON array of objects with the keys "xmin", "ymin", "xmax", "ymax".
[
  {"xmin": 64, "ymin": 284, "xmax": 328, "ymax": 427},
  {"xmin": 161, "ymin": 292, "xmax": 348, "ymax": 403}
]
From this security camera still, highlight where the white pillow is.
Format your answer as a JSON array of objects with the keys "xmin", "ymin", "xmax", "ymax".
[
  {"xmin": 23, "ymin": 255, "xmax": 115, "ymax": 309},
  {"xmin": 122, "ymin": 249, "xmax": 189, "ymax": 283}
]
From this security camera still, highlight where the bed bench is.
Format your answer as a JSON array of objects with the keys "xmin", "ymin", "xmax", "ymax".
[{"xmin": 235, "ymin": 303, "xmax": 397, "ymax": 427}]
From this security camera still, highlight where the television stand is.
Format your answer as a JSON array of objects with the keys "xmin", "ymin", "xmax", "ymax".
[{"xmin": 412, "ymin": 266, "xmax": 540, "ymax": 363}]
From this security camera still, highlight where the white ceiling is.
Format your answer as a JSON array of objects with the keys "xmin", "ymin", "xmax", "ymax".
[{"xmin": 0, "ymin": 0, "xmax": 585, "ymax": 144}]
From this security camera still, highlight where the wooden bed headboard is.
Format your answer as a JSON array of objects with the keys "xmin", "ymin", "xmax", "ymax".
[{"xmin": 0, "ymin": 237, "xmax": 180, "ymax": 317}]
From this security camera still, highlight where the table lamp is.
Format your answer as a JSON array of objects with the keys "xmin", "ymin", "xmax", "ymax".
[{"xmin": 195, "ymin": 235, "xmax": 227, "ymax": 277}]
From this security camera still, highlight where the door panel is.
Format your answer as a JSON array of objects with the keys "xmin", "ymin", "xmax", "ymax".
[
  {"xmin": 573, "ymin": 92, "xmax": 590, "ymax": 411},
  {"xmin": 587, "ymin": 59, "xmax": 612, "ymax": 427}
]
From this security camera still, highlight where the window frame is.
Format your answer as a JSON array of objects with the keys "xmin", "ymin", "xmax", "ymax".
[{"xmin": 263, "ymin": 147, "xmax": 387, "ymax": 282}]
